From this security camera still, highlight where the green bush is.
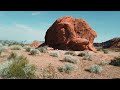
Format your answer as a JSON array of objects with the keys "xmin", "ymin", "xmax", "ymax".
[
  {"xmin": 109, "ymin": 57, "xmax": 120, "ymax": 66},
  {"xmin": 41, "ymin": 63, "xmax": 58, "ymax": 79},
  {"xmin": 24, "ymin": 46, "xmax": 32, "ymax": 52},
  {"xmin": 58, "ymin": 64, "xmax": 74, "ymax": 74},
  {"xmin": 0, "ymin": 43, "xmax": 3, "ymax": 47},
  {"xmin": 0, "ymin": 47, "xmax": 5, "ymax": 56},
  {"xmin": 38, "ymin": 47, "xmax": 47, "ymax": 53},
  {"xmin": 97, "ymin": 48, "xmax": 103, "ymax": 51},
  {"xmin": 50, "ymin": 51, "xmax": 60, "ymax": 57},
  {"xmin": 0, "ymin": 55, "xmax": 37, "ymax": 79},
  {"xmin": 8, "ymin": 52, "xmax": 18, "ymax": 59},
  {"xmin": 63, "ymin": 55, "xmax": 79, "ymax": 64},
  {"xmin": 89, "ymin": 65, "xmax": 103, "ymax": 74},
  {"xmin": 83, "ymin": 53, "xmax": 92, "ymax": 61},
  {"xmin": 2, "ymin": 46, "xmax": 8, "ymax": 51},
  {"xmin": 0, "ymin": 60, "xmax": 13, "ymax": 78},
  {"xmin": 99, "ymin": 61, "xmax": 109, "ymax": 66},
  {"xmin": 11, "ymin": 45, "xmax": 22, "ymax": 50},
  {"xmin": 102, "ymin": 49, "xmax": 109, "ymax": 54},
  {"xmin": 78, "ymin": 52, "xmax": 86, "ymax": 57},
  {"xmin": 30, "ymin": 49, "xmax": 40, "ymax": 56},
  {"xmin": 64, "ymin": 51, "xmax": 76, "ymax": 56},
  {"xmin": 114, "ymin": 48, "xmax": 120, "ymax": 52},
  {"xmin": 43, "ymin": 45, "xmax": 48, "ymax": 50}
]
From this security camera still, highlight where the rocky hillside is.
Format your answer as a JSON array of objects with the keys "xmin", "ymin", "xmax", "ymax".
[{"xmin": 94, "ymin": 37, "xmax": 120, "ymax": 48}]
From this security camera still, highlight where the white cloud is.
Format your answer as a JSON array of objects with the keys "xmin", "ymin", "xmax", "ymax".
[
  {"xmin": 32, "ymin": 12, "xmax": 41, "ymax": 16},
  {"xmin": 0, "ymin": 23, "xmax": 46, "ymax": 41},
  {"xmin": 15, "ymin": 23, "xmax": 33, "ymax": 31}
]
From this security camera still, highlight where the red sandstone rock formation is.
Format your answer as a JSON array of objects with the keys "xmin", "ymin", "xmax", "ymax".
[
  {"xmin": 30, "ymin": 40, "xmax": 40, "ymax": 48},
  {"xmin": 45, "ymin": 16, "xmax": 97, "ymax": 52}
]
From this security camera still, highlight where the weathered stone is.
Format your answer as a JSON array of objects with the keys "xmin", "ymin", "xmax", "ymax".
[{"xmin": 44, "ymin": 16, "xmax": 97, "ymax": 52}]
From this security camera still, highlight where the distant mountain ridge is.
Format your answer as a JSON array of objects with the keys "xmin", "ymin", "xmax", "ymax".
[{"xmin": 94, "ymin": 37, "xmax": 120, "ymax": 48}]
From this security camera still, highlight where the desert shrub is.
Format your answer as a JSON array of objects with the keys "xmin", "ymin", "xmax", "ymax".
[
  {"xmin": 83, "ymin": 52, "xmax": 92, "ymax": 61},
  {"xmin": 64, "ymin": 51, "xmax": 77, "ymax": 56},
  {"xmin": 30, "ymin": 49, "xmax": 40, "ymax": 56},
  {"xmin": 89, "ymin": 65, "xmax": 103, "ymax": 74},
  {"xmin": 83, "ymin": 56, "xmax": 92, "ymax": 60},
  {"xmin": 4, "ymin": 44, "xmax": 9, "ymax": 47},
  {"xmin": 113, "ymin": 48, "xmax": 120, "ymax": 52},
  {"xmin": 97, "ymin": 48, "xmax": 103, "ymax": 51},
  {"xmin": 109, "ymin": 57, "xmax": 120, "ymax": 66},
  {"xmin": 0, "ymin": 60, "xmax": 13, "ymax": 78},
  {"xmin": 0, "ymin": 43, "xmax": 3, "ymax": 47},
  {"xmin": 99, "ymin": 61, "xmax": 109, "ymax": 66},
  {"xmin": 0, "ymin": 46, "xmax": 8, "ymax": 56},
  {"xmin": 77, "ymin": 52, "xmax": 86, "ymax": 57},
  {"xmin": 23, "ymin": 46, "xmax": 29, "ymax": 49},
  {"xmin": 44, "ymin": 45, "xmax": 48, "ymax": 49},
  {"xmin": 25, "ymin": 46, "xmax": 32, "ymax": 52},
  {"xmin": 2, "ymin": 46, "xmax": 8, "ymax": 51},
  {"xmin": 102, "ymin": 49, "xmax": 109, "ymax": 54},
  {"xmin": 0, "ymin": 55, "xmax": 37, "ymax": 79},
  {"xmin": 0, "ymin": 47, "xmax": 5, "ymax": 56},
  {"xmin": 38, "ymin": 47, "xmax": 47, "ymax": 53},
  {"xmin": 101, "ymin": 48, "xmax": 108, "ymax": 54},
  {"xmin": 11, "ymin": 45, "xmax": 22, "ymax": 50},
  {"xmin": 63, "ymin": 55, "xmax": 79, "ymax": 64},
  {"xmin": 50, "ymin": 51, "xmax": 60, "ymax": 57},
  {"xmin": 41, "ymin": 63, "xmax": 58, "ymax": 79},
  {"xmin": 58, "ymin": 64, "xmax": 74, "ymax": 74},
  {"xmin": 8, "ymin": 52, "xmax": 18, "ymax": 59}
]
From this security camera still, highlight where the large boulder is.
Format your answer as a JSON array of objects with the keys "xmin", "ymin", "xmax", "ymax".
[{"xmin": 44, "ymin": 16, "xmax": 97, "ymax": 52}]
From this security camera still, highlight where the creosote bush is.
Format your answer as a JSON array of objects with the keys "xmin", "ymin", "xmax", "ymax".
[
  {"xmin": 8, "ymin": 52, "xmax": 17, "ymax": 59},
  {"xmin": 11, "ymin": 45, "xmax": 22, "ymax": 50},
  {"xmin": 0, "ymin": 53, "xmax": 37, "ymax": 79},
  {"xmin": 64, "ymin": 51, "xmax": 77, "ymax": 56},
  {"xmin": 102, "ymin": 49, "xmax": 109, "ymax": 54},
  {"xmin": 77, "ymin": 52, "xmax": 86, "ymax": 57},
  {"xmin": 38, "ymin": 47, "xmax": 48, "ymax": 53},
  {"xmin": 63, "ymin": 55, "xmax": 79, "ymax": 64},
  {"xmin": 99, "ymin": 61, "xmax": 109, "ymax": 66},
  {"xmin": 50, "ymin": 51, "xmax": 60, "ymax": 57},
  {"xmin": 0, "ymin": 45, "xmax": 9, "ymax": 56},
  {"xmin": 0, "ymin": 47, "xmax": 5, "ymax": 56},
  {"xmin": 89, "ymin": 65, "xmax": 103, "ymax": 74},
  {"xmin": 109, "ymin": 57, "xmax": 120, "ymax": 66},
  {"xmin": 58, "ymin": 63, "xmax": 74, "ymax": 74},
  {"xmin": 83, "ymin": 52, "xmax": 92, "ymax": 61},
  {"xmin": 30, "ymin": 49, "xmax": 40, "ymax": 56},
  {"xmin": 24, "ymin": 46, "xmax": 32, "ymax": 52},
  {"xmin": 40, "ymin": 63, "xmax": 58, "ymax": 79}
]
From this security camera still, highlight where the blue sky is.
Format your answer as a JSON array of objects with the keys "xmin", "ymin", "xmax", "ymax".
[{"xmin": 0, "ymin": 11, "xmax": 119, "ymax": 43}]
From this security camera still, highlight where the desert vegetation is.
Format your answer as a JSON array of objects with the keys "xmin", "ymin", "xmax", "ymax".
[
  {"xmin": 58, "ymin": 63, "xmax": 75, "ymax": 74},
  {"xmin": 0, "ymin": 39, "xmax": 120, "ymax": 79},
  {"xmin": 0, "ymin": 53, "xmax": 37, "ymax": 79},
  {"xmin": 88, "ymin": 65, "xmax": 103, "ymax": 74}
]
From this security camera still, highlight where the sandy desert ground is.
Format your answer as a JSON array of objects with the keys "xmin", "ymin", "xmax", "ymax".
[{"xmin": 0, "ymin": 46, "xmax": 120, "ymax": 79}]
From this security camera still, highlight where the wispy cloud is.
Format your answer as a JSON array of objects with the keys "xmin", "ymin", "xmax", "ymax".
[
  {"xmin": 0, "ymin": 23, "xmax": 46, "ymax": 41},
  {"xmin": 15, "ymin": 23, "xmax": 33, "ymax": 31},
  {"xmin": 32, "ymin": 11, "xmax": 41, "ymax": 16}
]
